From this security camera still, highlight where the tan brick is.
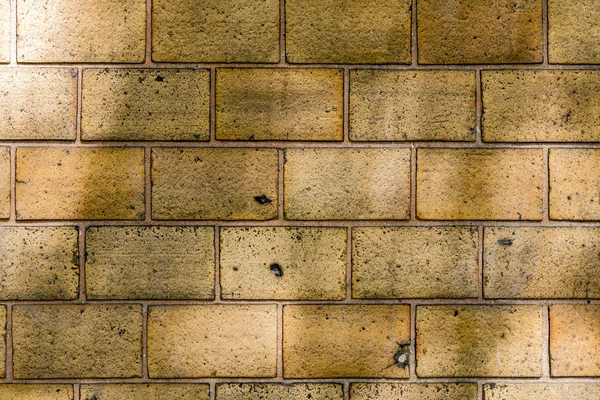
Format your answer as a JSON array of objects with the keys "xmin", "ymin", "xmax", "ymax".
[
  {"xmin": 350, "ymin": 70, "xmax": 476, "ymax": 141},
  {"xmin": 550, "ymin": 305, "xmax": 600, "ymax": 376},
  {"xmin": 81, "ymin": 384, "xmax": 210, "ymax": 400},
  {"xmin": 483, "ymin": 71, "xmax": 600, "ymax": 142},
  {"xmin": 0, "ymin": 227, "xmax": 79, "ymax": 300},
  {"xmin": 0, "ymin": 385, "xmax": 73, "ymax": 399},
  {"xmin": 86, "ymin": 226, "xmax": 214, "ymax": 300},
  {"xmin": 13, "ymin": 305, "xmax": 142, "ymax": 379},
  {"xmin": 220, "ymin": 227, "xmax": 346, "ymax": 300},
  {"xmin": 283, "ymin": 305, "xmax": 410, "ymax": 378},
  {"xmin": 484, "ymin": 383, "xmax": 600, "ymax": 400},
  {"xmin": 152, "ymin": 0, "xmax": 279, "ymax": 63},
  {"xmin": 216, "ymin": 68, "xmax": 343, "ymax": 141},
  {"xmin": 16, "ymin": 147, "xmax": 145, "ymax": 220},
  {"xmin": 152, "ymin": 148, "xmax": 278, "ymax": 220},
  {"xmin": 0, "ymin": 147, "xmax": 8, "ymax": 219},
  {"xmin": 549, "ymin": 0, "xmax": 600, "ymax": 63},
  {"xmin": 17, "ymin": 0, "xmax": 145, "ymax": 63},
  {"xmin": 418, "ymin": 0, "xmax": 543, "ymax": 64},
  {"xmin": 352, "ymin": 227, "xmax": 478, "ymax": 299},
  {"xmin": 550, "ymin": 149, "xmax": 600, "ymax": 220},
  {"xmin": 284, "ymin": 148, "xmax": 411, "ymax": 220},
  {"xmin": 0, "ymin": 307, "xmax": 6, "ymax": 378},
  {"xmin": 484, "ymin": 227, "xmax": 600, "ymax": 299},
  {"xmin": 217, "ymin": 384, "xmax": 343, "ymax": 400},
  {"xmin": 417, "ymin": 149, "xmax": 543, "ymax": 220},
  {"xmin": 148, "ymin": 305, "xmax": 277, "ymax": 378},
  {"xmin": 416, "ymin": 306, "xmax": 543, "ymax": 377},
  {"xmin": 0, "ymin": 0, "xmax": 8, "ymax": 63},
  {"xmin": 286, "ymin": 0, "xmax": 411, "ymax": 64},
  {"xmin": 82, "ymin": 69, "xmax": 210, "ymax": 141},
  {"xmin": 350, "ymin": 383, "xmax": 478, "ymax": 400}
]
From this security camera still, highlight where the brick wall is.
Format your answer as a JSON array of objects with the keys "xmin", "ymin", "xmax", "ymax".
[{"xmin": 0, "ymin": 0, "xmax": 599, "ymax": 399}]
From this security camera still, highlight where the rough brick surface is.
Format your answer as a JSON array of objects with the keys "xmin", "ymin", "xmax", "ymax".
[
  {"xmin": 549, "ymin": 0, "xmax": 600, "ymax": 63},
  {"xmin": 0, "ymin": 147, "xmax": 9, "ymax": 219},
  {"xmin": 350, "ymin": 383, "xmax": 478, "ymax": 400},
  {"xmin": 80, "ymin": 384, "xmax": 210, "ymax": 400},
  {"xmin": 217, "ymin": 383, "xmax": 343, "ymax": 400},
  {"xmin": 0, "ymin": 0, "xmax": 8, "ymax": 62},
  {"xmin": 0, "ymin": 307, "xmax": 6, "ymax": 377},
  {"xmin": 0, "ymin": 385, "xmax": 73, "ymax": 399},
  {"xmin": 484, "ymin": 383, "xmax": 600, "ymax": 400}
]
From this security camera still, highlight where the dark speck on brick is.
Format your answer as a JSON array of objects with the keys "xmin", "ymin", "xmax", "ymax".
[
  {"xmin": 155, "ymin": 76, "xmax": 165, "ymax": 82},
  {"xmin": 254, "ymin": 194, "xmax": 272, "ymax": 204},
  {"xmin": 270, "ymin": 263, "xmax": 283, "ymax": 277},
  {"xmin": 498, "ymin": 238, "xmax": 513, "ymax": 246}
]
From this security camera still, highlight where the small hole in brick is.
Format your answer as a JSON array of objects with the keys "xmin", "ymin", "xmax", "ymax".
[
  {"xmin": 270, "ymin": 263, "xmax": 283, "ymax": 277},
  {"xmin": 497, "ymin": 238, "xmax": 513, "ymax": 246},
  {"xmin": 393, "ymin": 343, "xmax": 410, "ymax": 369},
  {"xmin": 254, "ymin": 194, "xmax": 272, "ymax": 204},
  {"xmin": 155, "ymin": 75, "xmax": 165, "ymax": 82}
]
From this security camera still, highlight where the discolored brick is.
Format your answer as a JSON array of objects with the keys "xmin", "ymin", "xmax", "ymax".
[
  {"xmin": 216, "ymin": 68, "xmax": 343, "ymax": 141},
  {"xmin": 484, "ymin": 383, "xmax": 600, "ymax": 399},
  {"xmin": 81, "ymin": 384, "xmax": 210, "ymax": 400},
  {"xmin": 0, "ymin": 385, "xmax": 73, "ymax": 399},
  {"xmin": 549, "ymin": 0, "xmax": 600, "ymax": 63},
  {"xmin": 217, "ymin": 383, "xmax": 343, "ymax": 400},
  {"xmin": 0, "ymin": 147, "xmax": 8, "ymax": 219},
  {"xmin": 350, "ymin": 383, "xmax": 478, "ymax": 400},
  {"xmin": 0, "ymin": 0, "xmax": 8, "ymax": 62}
]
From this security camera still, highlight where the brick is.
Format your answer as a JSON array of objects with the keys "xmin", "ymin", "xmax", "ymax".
[
  {"xmin": 86, "ymin": 226, "xmax": 214, "ymax": 300},
  {"xmin": 416, "ymin": 306, "xmax": 543, "ymax": 377},
  {"xmin": 148, "ymin": 305, "xmax": 277, "ymax": 378},
  {"xmin": 417, "ymin": 149, "xmax": 543, "ymax": 220},
  {"xmin": 0, "ymin": 147, "xmax": 8, "ymax": 219},
  {"xmin": 82, "ymin": 69, "xmax": 210, "ymax": 141},
  {"xmin": 152, "ymin": 0, "xmax": 279, "ymax": 63},
  {"xmin": 550, "ymin": 149, "xmax": 600, "ymax": 220},
  {"xmin": 220, "ymin": 227, "xmax": 346, "ymax": 300},
  {"xmin": 0, "ymin": 0, "xmax": 8, "ymax": 62},
  {"xmin": 216, "ymin": 68, "xmax": 343, "ymax": 141},
  {"xmin": 12, "ymin": 304, "xmax": 142, "ymax": 379},
  {"xmin": 549, "ymin": 0, "xmax": 600, "ymax": 63},
  {"xmin": 152, "ymin": 148, "xmax": 278, "ymax": 220},
  {"xmin": 417, "ymin": 0, "xmax": 543, "ymax": 64},
  {"xmin": 0, "ymin": 385, "xmax": 73, "ymax": 399},
  {"xmin": 550, "ymin": 305, "xmax": 600, "ymax": 376},
  {"xmin": 484, "ymin": 383, "xmax": 600, "ymax": 400},
  {"xmin": 350, "ymin": 383, "xmax": 478, "ymax": 400},
  {"xmin": 283, "ymin": 305, "xmax": 410, "ymax": 378},
  {"xmin": 483, "ymin": 71, "xmax": 600, "ymax": 142},
  {"xmin": 284, "ymin": 148, "xmax": 411, "ymax": 220},
  {"xmin": 0, "ymin": 308, "xmax": 6, "ymax": 377},
  {"xmin": 16, "ymin": 147, "xmax": 145, "ymax": 220},
  {"xmin": 17, "ymin": 0, "xmax": 145, "ymax": 63},
  {"xmin": 352, "ymin": 227, "xmax": 479, "ymax": 299},
  {"xmin": 0, "ymin": 227, "xmax": 79, "ymax": 300},
  {"xmin": 350, "ymin": 70, "xmax": 476, "ymax": 141},
  {"xmin": 81, "ymin": 384, "xmax": 210, "ymax": 400},
  {"xmin": 286, "ymin": 0, "xmax": 411, "ymax": 64},
  {"xmin": 217, "ymin": 384, "xmax": 343, "ymax": 400},
  {"xmin": 484, "ymin": 227, "xmax": 600, "ymax": 299}
]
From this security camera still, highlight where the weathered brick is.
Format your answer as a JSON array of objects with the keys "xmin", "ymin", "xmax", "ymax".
[
  {"xmin": 550, "ymin": 149, "xmax": 600, "ymax": 220},
  {"xmin": 350, "ymin": 70, "xmax": 476, "ymax": 141},
  {"xmin": 148, "ymin": 305, "xmax": 277, "ymax": 378},
  {"xmin": 152, "ymin": 148, "xmax": 278, "ymax": 220},
  {"xmin": 0, "ymin": 147, "xmax": 8, "ymax": 219},
  {"xmin": 417, "ymin": 0, "xmax": 543, "ymax": 64},
  {"xmin": 216, "ymin": 68, "xmax": 343, "ymax": 141},
  {"xmin": 0, "ymin": 0, "xmax": 8, "ymax": 62},
  {"xmin": 152, "ymin": 0, "xmax": 279, "ymax": 63},
  {"xmin": 0, "ymin": 307, "xmax": 6, "ymax": 377},
  {"xmin": 220, "ymin": 227, "xmax": 346, "ymax": 300},
  {"xmin": 549, "ymin": 0, "xmax": 600, "ymax": 63},
  {"xmin": 16, "ymin": 147, "xmax": 145, "ymax": 220},
  {"xmin": 217, "ymin": 384, "xmax": 343, "ymax": 400},
  {"xmin": 352, "ymin": 227, "xmax": 478, "ymax": 299},
  {"xmin": 81, "ymin": 384, "xmax": 210, "ymax": 400},
  {"xmin": 284, "ymin": 148, "xmax": 411, "ymax": 220},
  {"xmin": 350, "ymin": 383, "xmax": 478, "ymax": 400},
  {"xmin": 286, "ymin": 0, "xmax": 411, "ymax": 64},
  {"xmin": 86, "ymin": 226, "xmax": 214, "ymax": 300},
  {"xmin": 550, "ymin": 305, "xmax": 600, "ymax": 376},
  {"xmin": 483, "ymin": 71, "xmax": 600, "ymax": 142},
  {"xmin": 417, "ymin": 149, "xmax": 543, "ymax": 220},
  {"xmin": 17, "ymin": 0, "xmax": 145, "ymax": 63},
  {"xmin": 0, "ymin": 227, "xmax": 79, "ymax": 300},
  {"xmin": 484, "ymin": 383, "xmax": 600, "ymax": 400},
  {"xmin": 0, "ymin": 385, "xmax": 73, "ymax": 399},
  {"xmin": 484, "ymin": 227, "xmax": 600, "ymax": 299},
  {"xmin": 82, "ymin": 69, "xmax": 210, "ymax": 141},
  {"xmin": 283, "ymin": 305, "xmax": 410, "ymax": 378},
  {"xmin": 416, "ymin": 306, "xmax": 543, "ymax": 377},
  {"xmin": 12, "ymin": 305, "xmax": 142, "ymax": 379}
]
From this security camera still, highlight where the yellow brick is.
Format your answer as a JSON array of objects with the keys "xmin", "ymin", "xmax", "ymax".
[
  {"xmin": 484, "ymin": 383, "xmax": 600, "ymax": 400},
  {"xmin": 549, "ymin": 0, "xmax": 600, "ymax": 63},
  {"xmin": 284, "ymin": 148, "xmax": 411, "ymax": 220},
  {"xmin": 217, "ymin": 384, "xmax": 343, "ymax": 400},
  {"xmin": 82, "ymin": 69, "xmax": 210, "ymax": 141},
  {"xmin": 417, "ymin": 149, "xmax": 543, "ymax": 220},
  {"xmin": 0, "ymin": 0, "xmax": 8, "ymax": 62},
  {"xmin": 12, "ymin": 305, "xmax": 142, "ymax": 379},
  {"xmin": 220, "ymin": 227, "xmax": 346, "ymax": 300},
  {"xmin": 0, "ymin": 147, "xmax": 8, "ymax": 219},
  {"xmin": 0, "ymin": 227, "xmax": 79, "ymax": 300},
  {"xmin": 286, "ymin": 0, "xmax": 411, "ymax": 64},
  {"xmin": 152, "ymin": 0, "xmax": 279, "ymax": 63},
  {"xmin": 0, "ymin": 385, "xmax": 73, "ymax": 399},
  {"xmin": 17, "ymin": 0, "xmax": 145, "ymax": 63},
  {"xmin": 216, "ymin": 68, "xmax": 343, "ymax": 141},
  {"xmin": 148, "ymin": 305, "xmax": 277, "ymax": 378},
  {"xmin": 350, "ymin": 70, "xmax": 476, "ymax": 141},
  {"xmin": 81, "ymin": 384, "xmax": 210, "ymax": 400},
  {"xmin": 416, "ymin": 306, "xmax": 543, "ymax": 377},
  {"xmin": 418, "ymin": 0, "xmax": 543, "ymax": 64},
  {"xmin": 484, "ymin": 227, "xmax": 600, "ymax": 299},
  {"xmin": 550, "ymin": 305, "xmax": 600, "ymax": 377},
  {"xmin": 16, "ymin": 147, "xmax": 145, "ymax": 220},
  {"xmin": 283, "ymin": 305, "xmax": 410, "ymax": 378},
  {"xmin": 483, "ymin": 71, "xmax": 600, "ymax": 142},
  {"xmin": 350, "ymin": 383, "xmax": 478, "ymax": 400},
  {"xmin": 352, "ymin": 227, "xmax": 478, "ymax": 299},
  {"xmin": 86, "ymin": 226, "xmax": 214, "ymax": 300},
  {"xmin": 152, "ymin": 148, "xmax": 278, "ymax": 220}
]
